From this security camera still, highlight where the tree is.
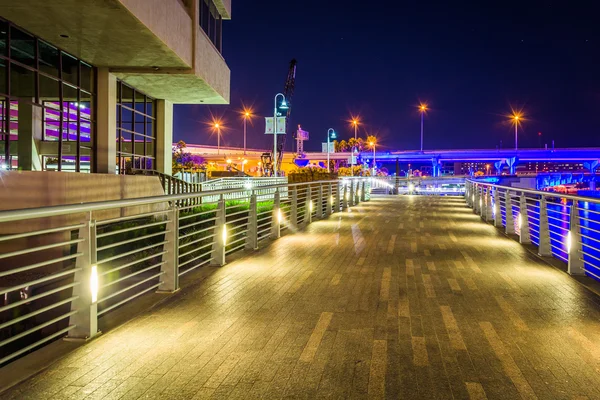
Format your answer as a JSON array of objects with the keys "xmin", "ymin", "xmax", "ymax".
[
  {"xmin": 338, "ymin": 140, "xmax": 348, "ymax": 152},
  {"xmin": 356, "ymin": 138, "xmax": 365, "ymax": 152},
  {"xmin": 347, "ymin": 137, "xmax": 357, "ymax": 152},
  {"xmin": 172, "ymin": 140, "xmax": 206, "ymax": 173}
]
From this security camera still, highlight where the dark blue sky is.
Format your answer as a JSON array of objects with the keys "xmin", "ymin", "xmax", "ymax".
[{"xmin": 174, "ymin": 1, "xmax": 600, "ymax": 152}]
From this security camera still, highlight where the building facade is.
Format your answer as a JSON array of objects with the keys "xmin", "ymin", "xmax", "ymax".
[{"xmin": 1, "ymin": 0, "xmax": 231, "ymax": 175}]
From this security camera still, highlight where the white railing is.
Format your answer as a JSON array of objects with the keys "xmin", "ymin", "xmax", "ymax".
[
  {"xmin": 0, "ymin": 178, "xmax": 371, "ymax": 366},
  {"xmin": 465, "ymin": 180, "xmax": 600, "ymax": 280},
  {"xmin": 367, "ymin": 176, "xmax": 467, "ymax": 195},
  {"xmin": 200, "ymin": 177, "xmax": 288, "ymax": 202}
]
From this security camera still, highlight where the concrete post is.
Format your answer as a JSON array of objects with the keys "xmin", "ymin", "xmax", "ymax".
[
  {"xmin": 271, "ymin": 190, "xmax": 281, "ymax": 239},
  {"xmin": 538, "ymin": 197, "xmax": 552, "ymax": 256},
  {"xmin": 158, "ymin": 204, "xmax": 180, "ymax": 292},
  {"xmin": 66, "ymin": 212, "xmax": 99, "ymax": 340},
  {"xmin": 317, "ymin": 184, "xmax": 324, "ymax": 219},
  {"xmin": 290, "ymin": 188, "xmax": 298, "ymax": 229},
  {"xmin": 325, "ymin": 184, "xmax": 332, "ymax": 217},
  {"xmin": 246, "ymin": 193, "xmax": 258, "ymax": 249},
  {"xmin": 17, "ymin": 101, "xmax": 43, "ymax": 171},
  {"xmin": 342, "ymin": 184, "xmax": 348, "ymax": 210},
  {"xmin": 568, "ymin": 200, "xmax": 585, "ymax": 275},
  {"xmin": 335, "ymin": 182, "xmax": 341, "ymax": 212},
  {"xmin": 493, "ymin": 188, "xmax": 502, "ymax": 228},
  {"xmin": 304, "ymin": 185, "xmax": 312, "ymax": 226},
  {"xmin": 211, "ymin": 196, "xmax": 226, "ymax": 266},
  {"xmin": 96, "ymin": 68, "xmax": 117, "ymax": 174},
  {"xmin": 473, "ymin": 185, "xmax": 481, "ymax": 214},
  {"xmin": 361, "ymin": 180, "xmax": 366, "ymax": 202},
  {"xmin": 485, "ymin": 187, "xmax": 494, "ymax": 222},
  {"xmin": 349, "ymin": 181, "xmax": 355, "ymax": 207},
  {"xmin": 156, "ymin": 100, "xmax": 174, "ymax": 176},
  {"xmin": 505, "ymin": 191, "xmax": 516, "ymax": 234},
  {"xmin": 519, "ymin": 192, "xmax": 531, "ymax": 244}
]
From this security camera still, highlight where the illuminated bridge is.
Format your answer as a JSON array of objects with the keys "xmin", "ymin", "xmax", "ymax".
[
  {"xmin": 2, "ymin": 178, "xmax": 600, "ymax": 399},
  {"xmin": 189, "ymin": 144, "xmax": 600, "ymax": 176}
]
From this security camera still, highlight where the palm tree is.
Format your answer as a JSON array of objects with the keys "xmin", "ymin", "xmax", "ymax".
[
  {"xmin": 338, "ymin": 139, "xmax": 348, "ymax": 152},
  {"xmin": 347, "ymin": 137, "xmax": 357, "ymax": 152}
]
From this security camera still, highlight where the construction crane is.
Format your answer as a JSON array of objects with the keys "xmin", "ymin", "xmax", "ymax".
[{"xmin": 263, "ymin": 59, "xmax": 297, "ymax": 176}]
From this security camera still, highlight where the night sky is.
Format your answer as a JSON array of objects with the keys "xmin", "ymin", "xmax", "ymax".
[{"xmin": 174, "ymin": 1, "xmax": 600, "ymax": 153}]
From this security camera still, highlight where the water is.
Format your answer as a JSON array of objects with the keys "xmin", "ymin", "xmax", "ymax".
[{"xmin": 501, "ymin": 195, "xmax": 600, "ymax": 280}]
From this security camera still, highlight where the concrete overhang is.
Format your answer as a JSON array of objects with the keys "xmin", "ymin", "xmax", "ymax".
[
  {"xmin": 1, "ymin": 0, "xmax": 230, "ymax": 104},
  {"xmin": 0, "ymin": 0, "xmax": 193, "ymax": 68},
  {"xmin": 214, "ymin": 0, "xmax": 232, "ymax": 19}
]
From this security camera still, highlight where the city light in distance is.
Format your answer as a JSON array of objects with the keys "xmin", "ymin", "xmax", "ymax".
[{"xmin": 419, "ymin": 103, "xmax": 428, "ymax": 112}]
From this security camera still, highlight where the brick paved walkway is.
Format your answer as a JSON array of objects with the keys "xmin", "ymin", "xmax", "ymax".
[{"xmin": 4, "ymin": 196, "xmax": 600, "ymax": 399}]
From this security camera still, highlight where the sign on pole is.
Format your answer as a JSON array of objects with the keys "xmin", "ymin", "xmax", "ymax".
[
  {"xmin": 265, "ymin": 117, "xmax": 287, "ymax": 135},
  {"xmin": 322, "ymin": 142, "xmax": 335, "ymax": 153}
]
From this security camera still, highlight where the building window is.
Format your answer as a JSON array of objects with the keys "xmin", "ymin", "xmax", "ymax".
[
  {"xmin": 199, "ymin": 0, "xmax": 223, "ymax": 53},
  {"xmin": 0, "ymin": 17, "xmax": 95, "ymax": 172},
  {"xmin": 116, "ymin": 80, "xmax": 156, "ymax": 174}
]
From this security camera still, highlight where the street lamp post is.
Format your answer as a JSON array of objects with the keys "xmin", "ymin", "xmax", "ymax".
[
  {"xmin": 214, "ymin": 123, "xmax": 221, "ymax": 155},
  {"xmin": 419, "ymin": 104, "xmax": 427, "ymax": 152},
  {"xmin": 327, "ymin": 128, "xmax": 336, "ymax": 173},
  {"xmin": 351, "ymin": 119, "xmax": 358, "ymax": 176},
  {"xmin": 243, "ymin": 112, "xmax": 250, "ymax": 156},
  {"xmin": 273, "ymin": 93, "xmax": 289, "ymax": 177},
  {"xmin": 370, "ymin": 141, "xmax": 376, "ymax": 175},
  {"xmin": 514, "ymin": 115, "xmax": 519, "ymax": 150}
]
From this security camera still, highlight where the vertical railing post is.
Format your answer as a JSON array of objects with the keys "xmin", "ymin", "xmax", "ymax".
[
  {"xmin": 538, "ymin": 196, "xmax": 552, "ymax": 256},
  {"xmin": 335, "ymin": 182, "xmax": 341, "ymax": 213},
  {"xmin": 66, "ymin": 212, "xmax": 99, "ymax": 341},
  {"xmin": 325, "ymin": 183, "xmax": 332, "ymax": 217},
  {"xmin": 568, "ymin": 200, "xmax": 585, "ymax": 275},
  {"xmin": 473, "ymin": 184, "xmax": 480, "ymax": 213},
  {"xmin": 271, "ymin": 189, "xmax": 281, "ymax": 239},
  {"xmin": 317, "ymin": 184, "xmax": 324, "ymax": 219},
  {"xmin": 290, "ymin": 188, "xmax": 298, "ymax": 229},
  {"xmin": 342, "ymin": 183, "xmax": 349, "ymax": 210},
  {"xmin": 519, "ymin": 192, "xmax": 531, "ymax": 244},
  {"xmin": 246, "ymin": 192, "xmax": 258, "ymax": 250},
  {"xmin": 349, "ymin": 180, "xmax": 355, "ymax": 207},
  {"xmin": 158, "ymin": 203, "xmax": 180, "ymax": 293},
  {"xmin": 361, "ymin": 180, "xmax": 366, "ymax": 202},
  {"xmin": 493, "ymin": 188, "xmax": 502, "ymax": 227},
  {"xmin": 505, "ymin": 191, "xmax": 516, "ymax": 234},
  {"xmin": 211, "ymin": 195, "xmax": 226, "ymax": 266},
  {"xmin": 304, "ymin": 185, "xmax": 312, "ymax": 225},
  {"xmin": 485, "ymin": 186, "xmax": 494, "ymax": 222}
]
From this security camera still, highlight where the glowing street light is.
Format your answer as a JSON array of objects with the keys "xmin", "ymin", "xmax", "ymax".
[
  {"xmin": 350, "ymin": 117, "xmax": 359, "ymax": 175},
  {"xmin": 369, "ymin": 140, "xmax": 376, "ymax": 175},
  {"xmin": 510, "ymin": 111, "xmax": 523, "ymax": 150},
  {"xmin": 327, "ymin": 128, "xmax": 337, "ymax": 173},
  {"xmin": 242, "ymin": 108, "xmax": 253, "ymax": 156},
  {"xmin": 272, "ymin": 93, "xmax": 289, "ymax": 177},
  {"xmin": 419, "ymin": 103, "xmax": 427, "ymax": 152},
  {"xmin": 212, "ymin": 121, "xmax": 222, "ymax": 155}
]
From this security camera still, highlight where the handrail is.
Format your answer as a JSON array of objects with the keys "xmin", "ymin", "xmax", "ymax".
[
  {"xmin": 464, "ymin": 179, "xmax": 600, "ymax": 287},
  {"xmin": 0, "ymin": 177, "xmax": 369, "ymax": 367},
  {"xmin": 467, "ymin": 179, "xmax": 600, "ymax": 204},
  {"xmin": 0, "ymin": 180, "xmax": 339, "ymax": 223}
]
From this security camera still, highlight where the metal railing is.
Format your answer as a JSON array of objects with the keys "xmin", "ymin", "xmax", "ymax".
[
  {"xmin": 465, "ymin": 180, "xmax": 600, "ymax": 280},
  {"xmin": 367, "ymin": 176, "xmax": 467, "ymax": 195},
  {"xmin": 0, "ymin": 178, "xmax": 371, "ymax": 366}
]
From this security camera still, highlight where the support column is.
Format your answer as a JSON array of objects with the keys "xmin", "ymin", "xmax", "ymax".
[
  {"xmin": 211, "ymin": 196, "xmax": 226, "ymax": 266},
  {"xmin": 493, "ymin": 188, "xmax": 502, "ymax": 227},
  {"xmin": 484, "ymin": 187, "xmax": 494, "ymax": 221},
  {"xmin": 505, "ymin": 191, "xmax": 515, "ymax": 234},
  {"xmin": 506, "ymin": 157, "xmax": 519, "ymax": 175},
  {"xmin": 96, "ymin": 68, "xmax": 117, "ymax": 174},
  {"xmin": 325, "ymin": 184, "xmax": 332, "ymax": 217},
  {"xmin": 67, "ymin": 213, "xmax": 99, "ymax": 340},
  {"xmin": 538, "ymin": 197, "xmax": 552, "ymax": 256},
  {"xmin": 519, "ymin": 193, "xmax": 531, "ymax": 244},
  {"xmin": 156, "ymin": 100, "xmax": 174, "ymax": 176},
  {"xmin": 157, "ymin": 204, "xmax": 179, "ymax": 292},
  {"xmin": 431, "ymin": 157, "xmax": 442, "ymax": 177},
  {"xmin": 17, "ymin": 101, "xmax": 43, "ymax": 171},
  {"xmin": 246, "ymin": 193, "xmax": 258, "ymax": 249},
  {"xmin": 568, "ymin": 201, "xmax": 585, "ymax": 275}
]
